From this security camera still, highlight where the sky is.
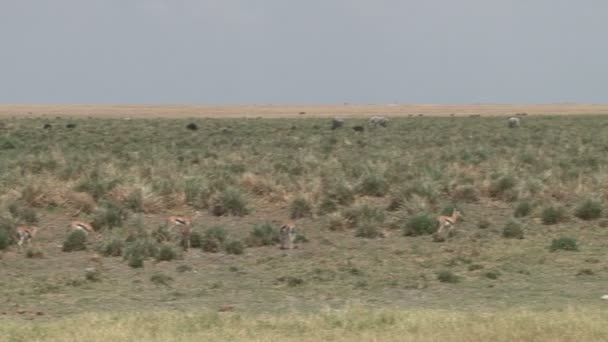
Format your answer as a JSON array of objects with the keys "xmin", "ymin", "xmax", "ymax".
[{"xmin": 1, "ymin": 0, "xmax": 607, "ymax": 104}]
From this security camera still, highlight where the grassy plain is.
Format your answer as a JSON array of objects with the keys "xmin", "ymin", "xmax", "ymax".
[{"xmin": 1, "ymin": 111, "xmax": 608, "ymax": 340}]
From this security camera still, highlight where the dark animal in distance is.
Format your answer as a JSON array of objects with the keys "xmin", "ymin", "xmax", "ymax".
[
  {"xmin": 66, "ymin": 123, "xmax": 76, "ymax": 129},
  {"xmin": 331, "ymin": 117, "xmax": 344, "ymax": 130},
  {"xmin": 353, "ymin": 125, "xmax": 365, "ymax": 132},
  {"xmin": 186, "ymin": 123, "xmax": 199, "ymax": 131},
  {"xmin": 43, "ymin": 124, "xmax": 52, "ymax": 129}
]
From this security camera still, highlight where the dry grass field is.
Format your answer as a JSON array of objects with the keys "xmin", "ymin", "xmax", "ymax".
[
  {"xmin": 2, "ymin": 103, "xmax": 608, "ymax": 118},
  {"xmin": 1, "ymin": 109, "xmax": 608, "ymax": 340}
]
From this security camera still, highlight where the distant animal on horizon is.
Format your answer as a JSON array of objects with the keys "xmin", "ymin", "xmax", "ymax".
[
  {"xmin": 369, "ymin": 116, "xmax": 389, "ymax": 127},
  {"xmin": 508, "ymin": 117, "xmax": 521, "ymax": 128}
]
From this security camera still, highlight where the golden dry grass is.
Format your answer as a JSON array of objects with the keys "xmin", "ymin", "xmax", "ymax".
[
  {"xmin": 2, "ymin": 307, "xmax": 607, "ymax": 342},
  {"xmin": 2, "ymin": 103, "xmax": 608, "ymax": 118}
]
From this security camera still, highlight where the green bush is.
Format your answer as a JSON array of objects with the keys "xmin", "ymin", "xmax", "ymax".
[
  {"xmin": 550, "ymin": 237, "xmax": 579, "ymax": 252},
  {"xmin": 156, "ymin": 245, "xmax": 178, "ymax": 261},
  {"xmin": 437, "ymin": 270, "xmax": 460, "ymax": 283},
  {"xmin": 342, "ymin": 205, "xmax": 385, "ymax": 228},
  {"xmin": 150, "ymin": 273, "xmax": 173, "ymax": 286},
  {"xmin": 574, "ymin": 199, "xmax": 602, "ymax": 220},
  {"xmin": 502, "ymin": 219, "xmax": 524, "ymax": 239},
  {"xmin": 514, "ymin": 200, "xmax": 532, "ymax": 218},
  {"xmin": 210, "ymin": 187, "xmax": 249, "ymax": 216},
  {"xmin": 92, "ymin": 201, "xmax": 127, "ymax": 230},
  {"xmin": 542, "ymin": 206, "xmax": 566, "ymax": 225},
  {"xmin": 290, "ymin": 197, "xmax": 312, "ymax": 219},
  {"xmin": 62, "ymin": 230, "xmax": 87, "ymax": 252},
  {"xmin": 8, "ymin": 202, "xmax": 38, "ymax": 224},
  {"xmin": 99, "ymin": 237, "xmax": 124, "ymax": 257},
  {"xmin": 124, "ymin": 239, "xmax": 160, "ymax": 268},
  {"xmin": 357, "ymin": 173, "xmax": 389, "ymax": 197},
  {"xmin": 0, "ymin": 227, "xmax": 11, "ymax": 250},
  {"xmin": 201, "ymin": 225, "xmax": 228, "ymax": 252},
  {"xmin": 224, "ymin": 240, "xmax": 245, "ymax": 255},
  {"xmin": 189, "ymin": 231, "xmax": 203, "ymax": 248},
  {"xmin": 403, "ymin": 213, "xmax": 437, "ymax": 236},
  {"xmin": 355, "ymin": 222, "xmax": 382, "ymax": 239},
  {"xmin": 489, "ymin": 175, "xmax": 516, "ymax": 198},
  {"xmin": 246, "ymin": 222, "xmax": 279, "ymax": 247}
]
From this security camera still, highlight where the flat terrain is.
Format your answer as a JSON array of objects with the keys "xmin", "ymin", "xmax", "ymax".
[
  {"xmin": 2, "ymin": 103, "xmax": 608, "ymax": 118},
  {"xmin": 1, "ymin": 113, "xmax": 608, "ymax": 340}
]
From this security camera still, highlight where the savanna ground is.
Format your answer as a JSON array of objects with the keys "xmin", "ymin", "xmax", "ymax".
[{"xmin": 1, "ymin": 107, "xmax": 608, "ymax": 340}]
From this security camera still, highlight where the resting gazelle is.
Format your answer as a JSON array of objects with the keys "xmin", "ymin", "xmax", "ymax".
[
  {"xmin": 16, "ymin": 226, "xmax": 39, "ymax": 247},
  {"xmin": 279, "ymin": 221, "xmax": 297, "ymax": 250},
  {"xmin": 436, "ymin": 209, "xmax": 463, "ymax": 237}
]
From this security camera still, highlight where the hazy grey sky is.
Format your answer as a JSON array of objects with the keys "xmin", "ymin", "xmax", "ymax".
[{"xmin": 1, "ymin": 1, "xmax": 607, "ymax": 104}]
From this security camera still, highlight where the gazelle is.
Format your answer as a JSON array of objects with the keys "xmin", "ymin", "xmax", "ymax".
[
  {"xmin": 166, "ymin": 213, "xmax": 200, "ymax": 251},
  {"xmin": 279, "ymin": 221, "xmax": 297, "ymax": 250},
  {"xmin": 16, "ymin": 226, "xmax": 39, "ymax": 247},
  {"xmin": 437, "ymin": 209, "xmax": 463, "ymax": 237},
  {"xmin": 70, "ymin": 220, "xmax": 101, "ymax": 240}
]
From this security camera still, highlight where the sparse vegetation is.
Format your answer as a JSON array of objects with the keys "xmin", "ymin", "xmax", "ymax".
[{"xmin": 1, "ymin": 114, "xmax": 608, "ymax": 333}]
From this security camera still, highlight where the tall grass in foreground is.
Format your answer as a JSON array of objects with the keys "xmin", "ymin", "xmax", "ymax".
[{"xmin": 1, "ymin": 307, "xmax": 607, "ymax": 342}]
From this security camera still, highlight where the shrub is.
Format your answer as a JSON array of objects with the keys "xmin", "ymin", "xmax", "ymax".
[
  {"xmin": 550, "ymin": 237, "xmax": 579, "ymax": 252},
  {"xmin": 574, "ymin": 199, "xmax": 602, "ymax": 220},
  {"xmin": 124, "ymin": 239, "xmax": 160, "ymax": 268},
  {"xmin": 326, "ymin": 213, "xmax": 346, "ymax": 231},
  {"xmin": 189, "ymin": 231, "xmax": 203, "ymax": 248},
  {"xmin": 0, "ymin": 226, "xmax": 11, "ymax": 250},
  {"xmin": 355, "ymin": 222, "xmax": 382, "ymax": 239},
  {"xmin": 150, "ymin": 273, "xmax": 173, "ymax": 286},
  {"xmin": 128, "ymin": 254, "xmax": 144, "ymax": 268},
  {"xmin": 7, "ymin": 202, "xmax": 38, "ymax": 224},
  {"xmin": 176, "ymin": 264, "xmax": 193, "ymax": 273},
  {"xmin": 157, "ymin": 245, "xmax": 178, "ymax": 261},
  {"xmin": 403, "ymin": 213, "xmax": 436, "ymax": 236},
  {"xmin": 484, "ymin": 271, "xmax": 501, "ymax": 280},
  {"xmin": 85, "ymin": 268, "xmax": 101, "ymax": 282},
  {"xmin": 502, "ymin": 219, "xmax": 524, "ymax": 239},
  {"xmin": 210, "ymin": 187, "xmax": 249, "ymax": 216},
  {"xmin": 92, "ymin": 201, "xmax": 127, "ymax": 230},
  {"xmin": 317, "ymin": 197, "xmax": 338, "ymax": 215},
  {"xmin": 246, "ymin": 222, "xmax": 279, "ymax": 247},
  {"xmin": 342, "ymin": 205, "xmax": 385, "ymax": 228},
  {"xmin": 514, "ymin": 200, "xmax": 532, "ymax": 218},
  {"xmin": 277, "ymin": 276, "xmax": 304, "ymax": 287},
  {"xmin": 357, "ymin": 173, "xmax": 389, "ymax": 197},
  {"xmin": 542, "ymin": 206, "xmax": 566, "ymax": 225},
  {"xmin": 201, "ymin": 225, "xmax": 228, "ymax": 252},
  {"xmin": 25, "ymin": 248, "xmax": 44, "ymax": 259},
  {"xmin": 489, "ymin": 175, "xmax": 516, "ymax": 198},
  {"xmin": 437, "ymin": 270, "xmax": 460, "ymax": 283},
  {"xmin": 224, "ymin": 240, "xmax": 245, "ymax": 255},
  {"xmin": 477, "ymin": 219, "xmax": 491, "ymax": 229},
  {"xmin": 151, "ymin": 225, "xmax": 172, "ymax": 243},
  {"xmin": 62, "ymin": 230, "xmax": 87, "ymax": 252},
  {"xmin": 290, "ymin": 197, "xmax": 312, "ymax": 219},
  {"xmin": 294, "ymin": 233, "xmax": 308, "ymax": 243},
  {"xmin": 322, "ymin": 179, "xmax": 355, "ymax": 206},
  {"xmin": 99, "ymin": 238, "xmax": 124, "ymax": 257}
]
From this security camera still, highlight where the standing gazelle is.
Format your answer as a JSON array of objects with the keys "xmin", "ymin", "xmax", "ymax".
[
  {"xmin": 166, "ymin": 214, "xmax": 198, "ymax": 251},
  {"xmin": 16, "ymin": 226, "xmax": 39, "ymax": 247},
  {"xmin": 279, "ymin": 221, "xmax": 297, "ymax": 250},
  {"xmin": 437, "ymin": 209, "xmax": 463, "ymax": 237}
]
